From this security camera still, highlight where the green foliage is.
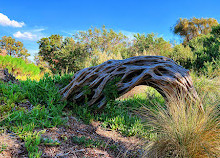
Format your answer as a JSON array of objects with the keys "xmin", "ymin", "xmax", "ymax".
[
  {"xmin": 169, "ymin": 44, "xmax": 194, "ymax": 69},
  {"xmin": 71, "ymin": 135, "xmax": 118, "ymax": 151},
  {"xmin": 103, "ymin": 77, "xmax": 121, "ymax": 102},
  {"xmin": 38, "ymin": 35, "xmax": 88, "ymax": 73},
  {"xmin": 37, "ymin": 26, "xmax": 130, "ymax": 73},
  {"xmin": 71, "ymin": 86, "xmax": 165, "ymax": 137},
  {"xmin": 0, "ymin": 144, "xmax": 7, "ymax": 154},
  {"xmin": 74, "ymin": 25, "xmax": 129, "ymax": 57},
  {"xmin": 51, "ymin": 72, "xmax": 73, "ymax": 89},
  {"xmin": 71, "ymin": 136, "xmax": 105, "ymax": 148},
  {"xmin": 36, "ymin": 25, "xmax": 219, "ymax": 76},
  {"xmin": 130, "ymin": 33, "xmax": 172, "ymax": 57},
  {"xmin": 173, "ymin": 17, "xmax": 219, "ymax": 44},
  {"xmin": 0, "ymin": 55, "xmax": 42, "ymax": 80},
  {"xmin": 0, "ymin": 36, "xmax": 30, "ymax": 59},
  {"xmin": 0, "ymin": 81, "xmax": 26, "ymax": 115},
  {"xmin": 0, "ymin": 73, "xmax": 68, "ymax": 157},
  {"xmin": 189, "ymin": 27, "xmax": 220, "ymax": 71},
  {"xmin": 20, "ymin": 74, "xmax": 64, "ymax": 107},
  {"xmin": 41, "ymin": 137, "xmax": 61, "ymax": 146},
  {"xmin": 23, "ymin": 131, "xmax": 43, "ymax": 158}
]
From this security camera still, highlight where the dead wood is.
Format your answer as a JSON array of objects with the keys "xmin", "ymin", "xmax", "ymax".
[{"xmin": 60, "ymin": 56, "xmax": 202, "ymax": 110}]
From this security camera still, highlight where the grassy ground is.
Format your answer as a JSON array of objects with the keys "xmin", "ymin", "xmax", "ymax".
[{"xmin": 0, "ymin": 72, "xmax": 219, "ymax": 157}]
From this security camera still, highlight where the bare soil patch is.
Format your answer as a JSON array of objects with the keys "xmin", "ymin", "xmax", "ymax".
[{"xmin": 38, "ymin": 116, "xmax": 144, "ymax": 158}]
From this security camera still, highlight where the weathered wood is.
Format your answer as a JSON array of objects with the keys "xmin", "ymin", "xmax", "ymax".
[{"xmin": 60, "ymin": 56, "xmax": 202, "ymax": 110}]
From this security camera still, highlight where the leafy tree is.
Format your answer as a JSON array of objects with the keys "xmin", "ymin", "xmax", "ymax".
[
  {"xmin": 129, "ymin": 33, "xmax": 172, "ymax": 57},
  {"xmin": 0, "ymin": 36, "xmax": 30, "ymax": 59},
  {"xmin": 74, "ymin": 25, "xmax": 129, "ymax": 58},
  {"xmin": 37, "ymin": 27, "xmax": 131, "ymax": 73},
  {"xmin": 55, "ymin": 37, "xmax": 89, "ymax": 72},
  {"xmin": 38, "ymin": 35, "xmax": 89, "ymax": 73},
  {"xmin": 37, "ymin": 34, "xmax": 63, "ymax": 66},
  {"xmin": 189, "ymin": 25, "xmax": 220, "ymax": 70},
  {"xmin": 173, "ymin": 17, "xmax": 218, "ymax": 44}
]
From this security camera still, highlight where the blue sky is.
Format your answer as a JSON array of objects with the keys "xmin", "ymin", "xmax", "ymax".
[{"xmin": 0, "ymin": 0, "xmax": 220, "ymax": 61}]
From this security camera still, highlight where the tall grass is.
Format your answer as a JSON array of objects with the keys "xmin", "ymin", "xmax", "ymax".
[{"xmin": 141, "ymin": 90, "xmax": 220, "ymax": 158}]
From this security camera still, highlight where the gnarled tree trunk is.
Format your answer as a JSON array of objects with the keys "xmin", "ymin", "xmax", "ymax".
[{"xmin": 60, "ymin": 56, "xmax": 202, "ymax": 110}]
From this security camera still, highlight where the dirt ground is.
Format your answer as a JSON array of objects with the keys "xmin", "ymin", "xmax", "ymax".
[
  {"xmin": 0, "ymin": 116, "xmax": 145, "ymax": 158},
  {"xmin": 0, "ymin": 85, "xmax": 147, "ymax": 158}
]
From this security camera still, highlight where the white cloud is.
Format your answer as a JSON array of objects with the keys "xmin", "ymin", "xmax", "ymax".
[
  {"xmin": 0, "ymin": 13, "xmax": 25, "ymax": 27},
  {"xmin": 13, "ymin": 31, "xmax": 41, "ymax": 41},
  {"xmin": 32, "ymin": 28, "xmax": 46, "ymax": 32}
]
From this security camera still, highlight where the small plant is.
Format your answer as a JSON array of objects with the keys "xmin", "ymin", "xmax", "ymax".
[
  {"xmin": 0, "ymin": 74, "xmax": 68, "ymax": 157},
  {"xmin": 24, "ymin": 131, "xmax": 43, "ymax": 157},
  {"xmin": 0, "ymin": 144, "xmax": 7, "ymax": 154},
  {"xmin": 41, "ymin": 137, "xmax": 61, "ymax": 146},
  {"xmin": 83, "ymin": 85, "xmax": 91, "ymax": 105}
]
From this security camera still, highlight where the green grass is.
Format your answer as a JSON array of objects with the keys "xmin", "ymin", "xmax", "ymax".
[
  {"xmin": 70, "ymin": 86, "xmax": 165, "ymax": 137},
  {"xmin": 0, "ymin": 70, "xmax": 219, "ymax": 157}
]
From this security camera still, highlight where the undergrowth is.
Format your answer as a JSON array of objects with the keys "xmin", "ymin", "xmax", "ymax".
[
  {"xmin": 0, "ymin": 71, "xmax": 219, "ymax": 157},
  {"xmin": 0, "ymin": 74, "xmax": 71, "ymax": 157},
  {"xmin": 71, "ymin": 86, "xmax": 165, "ymax": 137}
]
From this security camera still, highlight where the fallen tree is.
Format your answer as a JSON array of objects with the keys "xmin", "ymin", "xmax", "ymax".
[{"xmin": 60, "ymin": 56, "xmax": 202, "ymax": 110}]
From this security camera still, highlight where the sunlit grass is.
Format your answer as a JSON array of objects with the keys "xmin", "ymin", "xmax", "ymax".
[{"xmin": 141, "ymin": 91, "xmax": 220, "ymax": 158}]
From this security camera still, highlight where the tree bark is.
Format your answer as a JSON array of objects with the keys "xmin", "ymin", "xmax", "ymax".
[{"xmin": 60, "ymin": 56, "xmax": 202, "ymax": 110}]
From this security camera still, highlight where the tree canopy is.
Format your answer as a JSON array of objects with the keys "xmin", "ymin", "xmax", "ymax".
[
  {"xmin": 173, "ymin": 17, "xmax": 219, "ymax": 44},
  {"xmin": 0, "ymin": 36, "xmax": 30, "ymax": 59}
]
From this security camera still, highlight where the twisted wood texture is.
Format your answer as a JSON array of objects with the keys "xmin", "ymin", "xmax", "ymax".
[{"xmin": 60, "ymin": 56, "xmax": 200, "ymax": 110}]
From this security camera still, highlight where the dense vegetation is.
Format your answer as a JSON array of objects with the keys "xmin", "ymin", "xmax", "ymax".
[
  {"xmin": 0, "ymin": 17, "xmax": 219, "ymax": 157},
  {"xmin": 0, "ymin": 55, "xmax": 42, "ymax": 80},
  {"xmin": 34, "ymin": 18, "xmax": 220, "ymax": 75}
]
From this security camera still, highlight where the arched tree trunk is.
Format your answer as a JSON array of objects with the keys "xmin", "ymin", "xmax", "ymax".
[{"xmin": 60, "ymin": 56, "xmax": 202, "ymax": 111}]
